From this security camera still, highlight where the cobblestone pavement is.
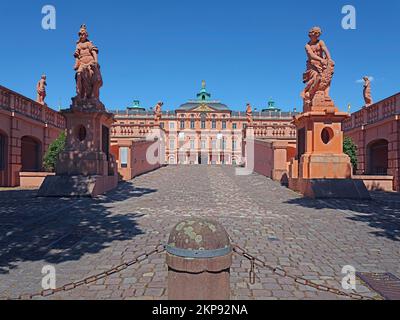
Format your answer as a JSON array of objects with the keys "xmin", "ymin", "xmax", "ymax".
[{"xmin": 0, "ymin": 166, "xmax": 399, "ymax": 300}]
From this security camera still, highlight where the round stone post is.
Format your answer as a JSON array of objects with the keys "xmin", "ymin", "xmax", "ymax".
[{"xmin": 166, "ymin": 218, "xmax": 232, "ymax": 300}]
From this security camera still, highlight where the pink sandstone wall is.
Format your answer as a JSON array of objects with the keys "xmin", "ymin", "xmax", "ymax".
[
  {"xmin": 131, "ymin": 140, "xmax": 161, "ymax": 178},
  {"xmin": 253, "ymin": 139, "xmax": 297, "ymax": 183},
  {"xmin": 254, "ymin": 140, "xmax": 274, "ymax": 178},
  {"xmin": 344, "ymin": 93, "xmax": 400, "ymax": 191},
  {"xmin": 19, "ymin": 172, "xmax": 55, "ymax": 188},
  {"xmin": 111, "ymin": 139, "xmax": 162, "ymax": 181},
  {"xmin": 0, "ymin": 85, "xmax": 65, "ymax": 187},
  {"xmin": 353, "ymin": 175, "xmax": 394, "ymax": 192}
]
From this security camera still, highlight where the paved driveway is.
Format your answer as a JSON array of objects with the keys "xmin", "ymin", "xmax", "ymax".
[{"xmin": 0, "ymin": 166, "xmax": 399, "ymax": 300}]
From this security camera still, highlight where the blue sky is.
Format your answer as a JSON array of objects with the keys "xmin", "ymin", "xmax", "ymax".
[{"xmin": 0, "ymin": 0, "xmax": 399, "ymax": 112}]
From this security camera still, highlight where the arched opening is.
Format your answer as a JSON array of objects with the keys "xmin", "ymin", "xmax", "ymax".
[
  {"xmin": 76, "ymin": 125, "xmax": 87, "ymax": 142},
  {"xmin": 169, "ymin": 155, "xmax": 176, "ymax": 165},
  {"xmin": 367, "ymin": 139, "xmax": 389, "ymax": 175},
  {"xmin": 21, "ymin": 136, "xmax": 42, "ymax": 172},
  {"xmin": 321, "ymin": 127, "xmax": 334, "ymax": 145},
  {"xmin": 0, "ymin": 131, "xmax": 8, "ymax": 186}
]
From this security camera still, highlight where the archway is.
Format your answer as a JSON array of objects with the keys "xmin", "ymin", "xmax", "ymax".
[
  {"xmin": 168, "ymin": 155, "xmax": 176, "ymax": 165},
  {"xmin": 0, "ymin": 131, "xmax": 8, "ymax": 186},
  {"xmin": 21, "ymin": 136, "xmax": 42, "ymax": 172},
  {"xmin": 367, "ymin": 139, "xmax": 389, "ymax": 175}
]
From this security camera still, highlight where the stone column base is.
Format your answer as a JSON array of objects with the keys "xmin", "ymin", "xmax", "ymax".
[
  {"xmin": 289, "ymin": 178, "xmax": 371, "ymax": 200},
  {"xmin": 37, "ymin": 174, "xmax": 118, "ymax": 198},
  {"xmin": 298, "ymin": 153, "xmax": 353, "ymax": 180}
]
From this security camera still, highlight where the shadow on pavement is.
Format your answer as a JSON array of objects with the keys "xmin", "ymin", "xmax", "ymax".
[
  {"xmin": 0, "ymin": 181, "xmax": 157, "ymax": 274},
  {"xmin": 285, "ymin": 191, "xmax": 400, "ymax": 242}
]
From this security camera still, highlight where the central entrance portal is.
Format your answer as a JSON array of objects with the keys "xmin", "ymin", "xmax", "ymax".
[{"xmin": 198, "ymin": 153, "xmax": 209, "ymax": 165}]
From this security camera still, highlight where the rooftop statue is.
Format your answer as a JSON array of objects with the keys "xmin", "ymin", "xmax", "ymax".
[
  {"xmin": 36, "ymin": 74, "xmax": 47, "ymax": 105},
  {"xmin": 246, "ymin": 103, "xmax": 253, "ymax": 126},
  {"xmin": 154, "ymin": 101, "xmax": 163, "ymax": 124},
  {"xmin": 73, "ymin": 24, "xmax": 104, "ymax": 110},
  {"xmin": 363, "ymin": 76, "xmax": 373, "ymax": 107},
  {"xmin": 301, "ymin": 27, "xmax": 335, "ymax": 110}
]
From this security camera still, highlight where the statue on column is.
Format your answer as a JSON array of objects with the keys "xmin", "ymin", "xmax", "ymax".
[
  {"xmin": 73, "ymin": 24, "xmax": 104, "ymax": 111},
  {"xmin": 301, "ymin": 27, "xmax": 335, "ymax": 110},
  {"xmin": 36, "ymin": 75, "xmax": 47, "ymax": 105},
  {"xmin": 363, "ymin": 76, "xmax": 373, "ymax": 107},
  {"xmin": 154, "ymin": 101, "xmax": 163, "ymax": 124},
  {"xmin": 246, "ymin": 103, "xmax": 253, "ymax": 126}
]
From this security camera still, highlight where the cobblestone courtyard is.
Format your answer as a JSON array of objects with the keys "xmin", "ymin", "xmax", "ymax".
[{"xmin": 0, "ymin": 166, "xmax": 399, "ymax": 300}]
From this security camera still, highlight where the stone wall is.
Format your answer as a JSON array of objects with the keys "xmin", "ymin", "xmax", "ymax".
[
  {"xmin": 0, "ymin": 85, "xmax": 65, "ymax": 187},
  {"xmin": 253, "ymin": 138, "xmax": 297, "ymax": 184},
  {"xmin": 111, "ymin": 138, "xmax": 162, "ymax": 181}
]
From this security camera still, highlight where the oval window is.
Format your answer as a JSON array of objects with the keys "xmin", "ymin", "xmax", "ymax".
[
  {"xmin": 321, "ymin": 127, "xmax": 334, "ymax": 145},
  {"xmin": 77, "ymin": 125, "xmax": 87, "ymax": 142}
]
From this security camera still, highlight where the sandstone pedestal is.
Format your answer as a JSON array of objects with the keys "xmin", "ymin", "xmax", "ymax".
[
  {"xmin": 38, "ymin": 100, "xmax": 118, "ymax": 197},
  {"xmin": 289, "ymin": 109, "xmax": 370, "ymax": 199}
]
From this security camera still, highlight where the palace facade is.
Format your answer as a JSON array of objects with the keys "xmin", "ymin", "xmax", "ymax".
[{"xmin": 110, "ymin": 82, "xmax": 297, "ymax": 168}]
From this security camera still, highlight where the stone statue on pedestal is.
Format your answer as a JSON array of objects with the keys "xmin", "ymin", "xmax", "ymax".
[
  {"xmin": 154, "ymin": 101, "xmax": 163, "ymax": 124},
  {"xmin": 72, "ymin": 24, "xmax": 104, "ymax": 111},
  {"xmin": 36, "ymin": 75, "xmax": 47, "ymax": 105},
  {"xmin": 301, "ymin": 27, "xmax": 335, "ymax": 110},
  {"xmin": 363, "ymin": 76, "xmax": 373, "ymax": 107},
  {"xmin": 246, "ymin": 103, "xmax": 253, "ymax": 126},
  {"xmin": 38, "ymin": 24, "xmax": 117, "ymax": 198}
]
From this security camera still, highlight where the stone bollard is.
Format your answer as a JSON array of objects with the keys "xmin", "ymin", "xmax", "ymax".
[{"xmin": 166, "ymin": 218, "xmax": 232, "ymax": 300}]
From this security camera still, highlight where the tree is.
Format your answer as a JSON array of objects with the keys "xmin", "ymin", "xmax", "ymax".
[
  {"xmin": 343, "ymin": 136, "xmax": 358, "ymax": 172},
  {"xmin": 43, "ymin": 131, "xmax": 66, "ymax": 172}
]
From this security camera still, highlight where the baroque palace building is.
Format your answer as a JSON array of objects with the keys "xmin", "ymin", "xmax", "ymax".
[{"xmin": 110, "ymin": 81, "xmax": 297, "ymax": 167}]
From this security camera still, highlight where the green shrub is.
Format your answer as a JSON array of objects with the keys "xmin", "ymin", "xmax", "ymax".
[
  {"xmin": 343, "ymin": 136, "xmax": 358, "ymax": 172},
  {"xmin": 43, "ymin": 131, "xmax": 66, "ymax": 172}
]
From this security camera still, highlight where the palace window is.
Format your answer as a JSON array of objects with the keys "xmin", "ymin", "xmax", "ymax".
[
  {"xmin": 212, "ymin": 120, "xmax": 216, "ymax": 129},
  {"xmin": 120, "ymin": 147, "xmax": 129, "ymax": 168},
  {"xmin": 222, "ymin": 121, "xmax": 227, "ymax": 130},
  {"xmin": 190, "ymin": 140, "xmax": 195, "ymax": 150},
  {"xmin": 170, "ymin": 139, "xmax": 175, "ymax": 150},
  {"xmin": 201, "ymin": 120, "xmax": 206, "ymax": 129},
  {"xmin": 190, "ymin": 120, "xmax": 195, "ymax": 129},
  {"xmin": 222, "ymin": 139, "xmax": 226, "ymax": 150},
  {"xmin": 160, "ymin": 122, "xmax": 165, "ymax": 129},
  {"xmin": 180, "ymin": 120, "xmax": 185, "ymax": 129},
  {"xmin": 201, "ymin": 140, "xmax": 206, "ymax": 149},
  {"xmin": 232, "ymin": 123, "xmax": 237, "ymax": 130},
  {"xmin": 232, "ymin": 140, "xmax": 237, "ymax": 151},
  {"xmin": 169, "ymin": 122, "xmax": 175, "ymax": 129}
]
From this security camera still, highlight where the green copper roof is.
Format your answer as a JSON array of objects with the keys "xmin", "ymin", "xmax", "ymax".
[
  {"xmin": 178, "ymin": 81, "xmax": 230, "ymax": 111},
  {"xmin": 196, "ymin": 80, "xmax": 211, "ymax": 101},
  {"xmin": 262, "ymin": 99, "xmax": 281, "ymax": 112},
  {"xmin": 128, "ymin": 100, "xmax": 146, "ymax": 110}
]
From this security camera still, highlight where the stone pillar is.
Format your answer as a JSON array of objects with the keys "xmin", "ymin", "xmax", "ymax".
[
  {"xmin": 38, "ymin": 106, "xmax": 118, "ymax": 197},
  {"xmin": 166, "ymin": 218, "xmax": 232, "ymax": 300},
  {"xmin": 288, "ymin": 110, "xmax": 370, "ymax": 199},
  {"xmin": 272, "ymin": 141, "xmax": 289, "ymax": 181}
]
